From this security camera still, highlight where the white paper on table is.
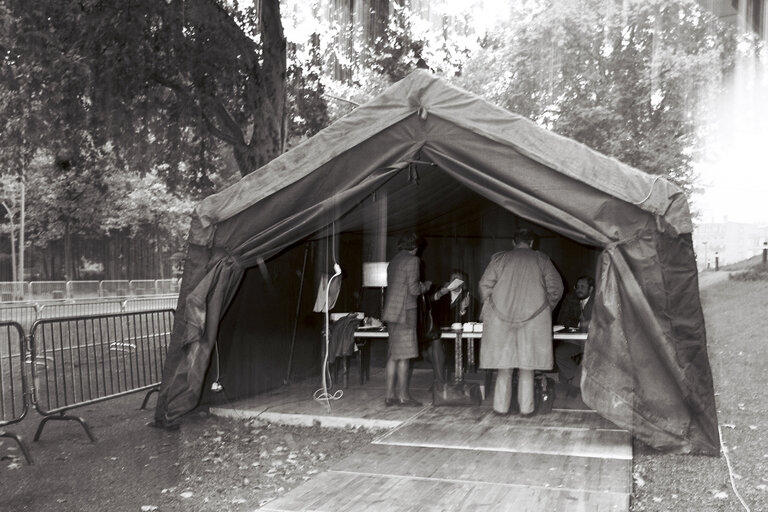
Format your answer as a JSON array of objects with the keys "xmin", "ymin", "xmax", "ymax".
[{"xmin": 446, "ymin": 278, "xmax": 464, "ymax": 291}]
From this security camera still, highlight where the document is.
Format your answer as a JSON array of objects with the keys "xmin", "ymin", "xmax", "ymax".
[{"xmin": 446, "ymin": 278, "xmax": 464, "ymax": 291}]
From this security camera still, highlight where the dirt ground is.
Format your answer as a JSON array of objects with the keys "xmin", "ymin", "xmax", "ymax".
[
  {"xmin": 0, "ymin": 395, "xmax": 377, "ymax": 512},
  {"xmin": 1, "ymin": 272, "xmax": 766, "ymax": 512}
]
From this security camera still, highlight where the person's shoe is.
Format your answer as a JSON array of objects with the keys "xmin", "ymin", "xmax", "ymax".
[
  {"xmin": 519, "ymin": 411, "xmax": 535, "ymax": 418},
  {"xmin": 397, "ymin": 398, "xmax": 423, "ymax": 407},
  {"xmin": 384, "ymin": 397, "xmax": 398, "ymax": 407},
  {"xmin": 492, "ymin": 410, "xmax": 510, "ymax": 417}
]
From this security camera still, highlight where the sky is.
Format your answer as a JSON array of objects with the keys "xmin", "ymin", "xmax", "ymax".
[{"xmin": 693, "ymin": 53, "xmax": 768, "ymax": 225}]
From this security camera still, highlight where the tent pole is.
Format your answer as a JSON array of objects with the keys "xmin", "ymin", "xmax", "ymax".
[{"xmin": 285, "ymin": 243, "xmax": 310, "ymax": 385}]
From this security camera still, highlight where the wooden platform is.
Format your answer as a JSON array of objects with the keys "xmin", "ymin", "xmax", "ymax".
[{"xmin": 211, "ymin": 368, "xmax": 631, "ymax": 511}]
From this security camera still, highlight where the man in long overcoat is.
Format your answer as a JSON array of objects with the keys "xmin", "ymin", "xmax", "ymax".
[{"xmin": 479, "ymin": 229, "xmax": 563, "ymax": 416}]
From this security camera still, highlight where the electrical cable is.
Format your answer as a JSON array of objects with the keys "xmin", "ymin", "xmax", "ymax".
[
  {"xmin": 718, "ymin": 425, "xmax": 751, "ymax": 512},
  {"xmin": 210, "ymin": 341, "xmax": 223, "ymax": 393},
  {"xmin": 314, "ymin": 221, "xmax": 343, "ymax": 409}
]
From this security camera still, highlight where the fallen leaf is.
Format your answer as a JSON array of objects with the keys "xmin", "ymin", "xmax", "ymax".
[
  {"xmin": 180, "ymin": 491, "xmax": 194, "ymax": 499},
  {"xmin": 140, "ymin": 506, "xmax": 158, "ymax": 512},
  {"xmin": 713, "ymin": 491, "xmax": 728, "ymax": 499}
]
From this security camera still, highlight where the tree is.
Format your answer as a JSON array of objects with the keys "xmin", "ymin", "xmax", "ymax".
[
  {"xmin": 1, "ymin": 0, "xmax": 290, "ymax": 279},
  {"xmin": 3, "ymin": 0, "xmax": 287, "ymax": 187},
  {"xmin": 102, "ymin": 171, "xmax": 194, "ymax": 279},
  {"xmin": 454, "ymin": 0, "xmax": 741, "ymax": 198}
]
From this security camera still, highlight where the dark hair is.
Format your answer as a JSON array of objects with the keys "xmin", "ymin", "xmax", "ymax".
[
  {"xmin": 513, "ymin": 228, "xmax": 535, "ymax": 245},
  {"xmin": 397, "ymin": 233, "xmax": 420, "ymax": 251},
  {"xmin": 576, "ymin": 275, "xmax": 595, "ymax": 288}
]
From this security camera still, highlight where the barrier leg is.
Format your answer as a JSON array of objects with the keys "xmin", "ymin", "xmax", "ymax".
[
  {"xmin": 34, "ymin": 413, "xmax": 97, "ymax": 442},
  {"xmin": 1, "ymin": 430, "xmax": 34, "ymax": 464},
  {"xmin": 140, "ymin": 388, "xmax": 159, "ymax": 410}
]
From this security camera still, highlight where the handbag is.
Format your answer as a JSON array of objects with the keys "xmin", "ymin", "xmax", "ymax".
[{"xmin": 506, "ymin": 371, "xmax": 556, "ymax": 415}]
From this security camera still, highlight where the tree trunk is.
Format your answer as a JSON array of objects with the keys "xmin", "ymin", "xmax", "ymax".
[
  {"xmin": 64, "ymin": 222, "xmax": 74, "ymax": 281},
  {"xmin": 237, "ymin": 0, "xmax": 287, "ymax": 175}
]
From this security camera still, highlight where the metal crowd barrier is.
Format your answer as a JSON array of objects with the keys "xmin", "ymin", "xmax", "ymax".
[
  {"xmin": 28, "ymin": 309, "xmax": 174, "ymax": 442},
  {"xmin": 0, "ymin": 321, "xmax": 33, "ymax": 464},
  {"xmin": 0, "ymin": 295, "xmax": 178, "ymax": 327},
  {"xmin": 2, "ymin": 279, "xmax": 181, "ymax": 301},
  {"xmin": 0, "ymin": 305, "xmax": 39, "ymax": 331},
  {"xmin": 39, "ymin": 300, "xmax": 125, "ymax": 319}
]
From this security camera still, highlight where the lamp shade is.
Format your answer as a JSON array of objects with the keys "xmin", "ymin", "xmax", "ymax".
[{"xmin": 362, "ymin": 262, "xmax": 388, "ymax": 288}]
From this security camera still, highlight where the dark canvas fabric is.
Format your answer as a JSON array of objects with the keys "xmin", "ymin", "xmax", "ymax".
[{"xmin": 154, "ymin": 70, "xmax": 718, "ymax": 455}]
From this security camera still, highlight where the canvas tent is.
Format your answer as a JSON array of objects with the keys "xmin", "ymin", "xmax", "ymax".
[{"xmin": 154, "ymin": 69, "xmax": 719, "ymax": 455}]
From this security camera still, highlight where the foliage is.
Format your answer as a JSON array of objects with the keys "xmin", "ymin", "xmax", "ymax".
[
  {"xmin": 2, "ymin": 0, "xmax": 286, "ymax": 189},
  {"xmin": 286, "ymin": 33, "xmax": 330, "ymax": 148},
  {"xmin": 102, "ymin": 171, "xmax": 194, "ymax": 254},
  {"xmin": 280, "ymin": 0, "xmax": 477, "ymax": 123},
  {"xmin": 0, "ymin": 0, "xmax": 288, "ymax": 277},
  {"xmin": 453, "ymin": 0, "xmax": 742, "ymax": 198},
  {"xmin": 729, "ymin": 266, "xmax": 768, "ymax": 281}
]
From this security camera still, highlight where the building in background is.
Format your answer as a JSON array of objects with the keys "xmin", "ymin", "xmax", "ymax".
[
  {"xmin": 696, "ymin": 0, "xmax": 766, "ymax": 38},
  {"xmin": 693, "ymin": 220, "xmax": 768, "ymax": 270}
]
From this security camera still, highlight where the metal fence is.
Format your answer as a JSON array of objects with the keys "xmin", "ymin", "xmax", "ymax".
[
  {"xmin": 0, "ymin": 321, "xmax": 33, "ymax": 463},
  {"xmin": 0, "ymin": 282, "xmax": 27, "ymax": 301},
  {"xmin": 29, "ymin": 309, "xmax": 174, "ymax": 441},
  {"xmin": 0, "ymin": 295, "xmax": 178, "ymax": 327},
  {"xmin": 1, "ymin": 279, "xmax": 181, "ymax": 301}
]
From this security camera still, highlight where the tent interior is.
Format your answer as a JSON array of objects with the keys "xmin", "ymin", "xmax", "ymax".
[{"xmin": 201, "ymin": 158, "xmax": 601, "ymax": 404}]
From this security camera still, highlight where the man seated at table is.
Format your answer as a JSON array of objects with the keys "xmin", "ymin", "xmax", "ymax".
[{"xmin": 555, "ymin": 275, "xmax": 594, "ymax": 397}]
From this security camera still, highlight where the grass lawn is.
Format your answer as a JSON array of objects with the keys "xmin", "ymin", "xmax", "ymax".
[{"xmin": 631, "ymin": 276, "xmax": 768, "ymax": 511}]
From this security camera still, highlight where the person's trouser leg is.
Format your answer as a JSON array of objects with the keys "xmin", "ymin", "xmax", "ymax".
[
  {"xmin": 555, "ymin": 341, "xmax": 583, "ymax": 386},
  {"xmin": 518, "ymin": 369, "xmax": 535, "ymax": 414},
  {"xmin": 430, "ymin": 339, "xmax": 446, "ymax": 385},
  {"xmin": 493, "ymin": 368, "xmax": 513, "ymax": 413}
]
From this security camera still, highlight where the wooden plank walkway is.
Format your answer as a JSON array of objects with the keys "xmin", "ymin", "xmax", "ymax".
[{"xmin": 212, "ymin": 368, "xmax": 631, "ymax": 511}]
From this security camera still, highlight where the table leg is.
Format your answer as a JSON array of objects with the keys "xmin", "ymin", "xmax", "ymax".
[
  {"xmin": 454, "ymin": 332, "xmax": 463, "ymax": 384},
  {"xmin": 467, "ymin": 338, "xmax": 475, "ymax": 372}
]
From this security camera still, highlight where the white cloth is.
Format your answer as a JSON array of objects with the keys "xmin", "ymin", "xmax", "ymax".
[{"xmin": 313, "ymin": 273, "xmax": 341, "ymax": 313}]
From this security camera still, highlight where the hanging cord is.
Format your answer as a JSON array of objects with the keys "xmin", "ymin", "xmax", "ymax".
[
  {"xmin": 314, "ymin": 262, "xmax": 344, "ymax": 409},
  {"xmin": 718, "ymin": 425, "xmax": 751, "ymax": 511},
  {"xmin": 210, "ymin": 341, "xmax": 223, "ymax": 392},
  {"xmin": 314, "ymin": 221, "xmax": 343, "ymax": 409}
]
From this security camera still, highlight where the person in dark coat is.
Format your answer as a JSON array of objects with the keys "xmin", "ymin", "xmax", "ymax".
[
  {"xmin": 381, "ymin": 233, "xmax": 431, "ymax": 407},
  {"xmin": 425, "ymin": 270, "xmax": 473, "ymax": 385},
  {"xmin": 555, "ymin": 275, "xmax": 594, "ymax": 396}
]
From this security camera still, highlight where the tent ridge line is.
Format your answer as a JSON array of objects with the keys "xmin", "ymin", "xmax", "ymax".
[{"xmin": 425, "ymin": 109, "xmax": 675, "ymax": 217}]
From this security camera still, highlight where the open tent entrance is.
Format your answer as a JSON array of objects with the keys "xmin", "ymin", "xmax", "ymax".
[
  {"xmin": 158, "ymin": 70, "xmax": 718, "ymax": 455},
  {"xmin": 203, "ymin": 160, "xmax": 601, "ymax": 406}
]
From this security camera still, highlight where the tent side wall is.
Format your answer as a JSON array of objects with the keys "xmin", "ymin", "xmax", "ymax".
[{"xmin": 583, "ymin": 230, "xmax": 719, "ymax": 455}]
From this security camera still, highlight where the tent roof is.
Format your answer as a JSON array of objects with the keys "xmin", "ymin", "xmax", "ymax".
[{"xmin": 194, "ymin": 69, "xmax": 690, "ymax": 244}]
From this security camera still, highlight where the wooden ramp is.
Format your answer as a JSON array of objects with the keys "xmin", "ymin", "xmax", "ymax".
[{"xmin": 213, "ymin": 369, "xmax": 631, "ymax": 511}]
